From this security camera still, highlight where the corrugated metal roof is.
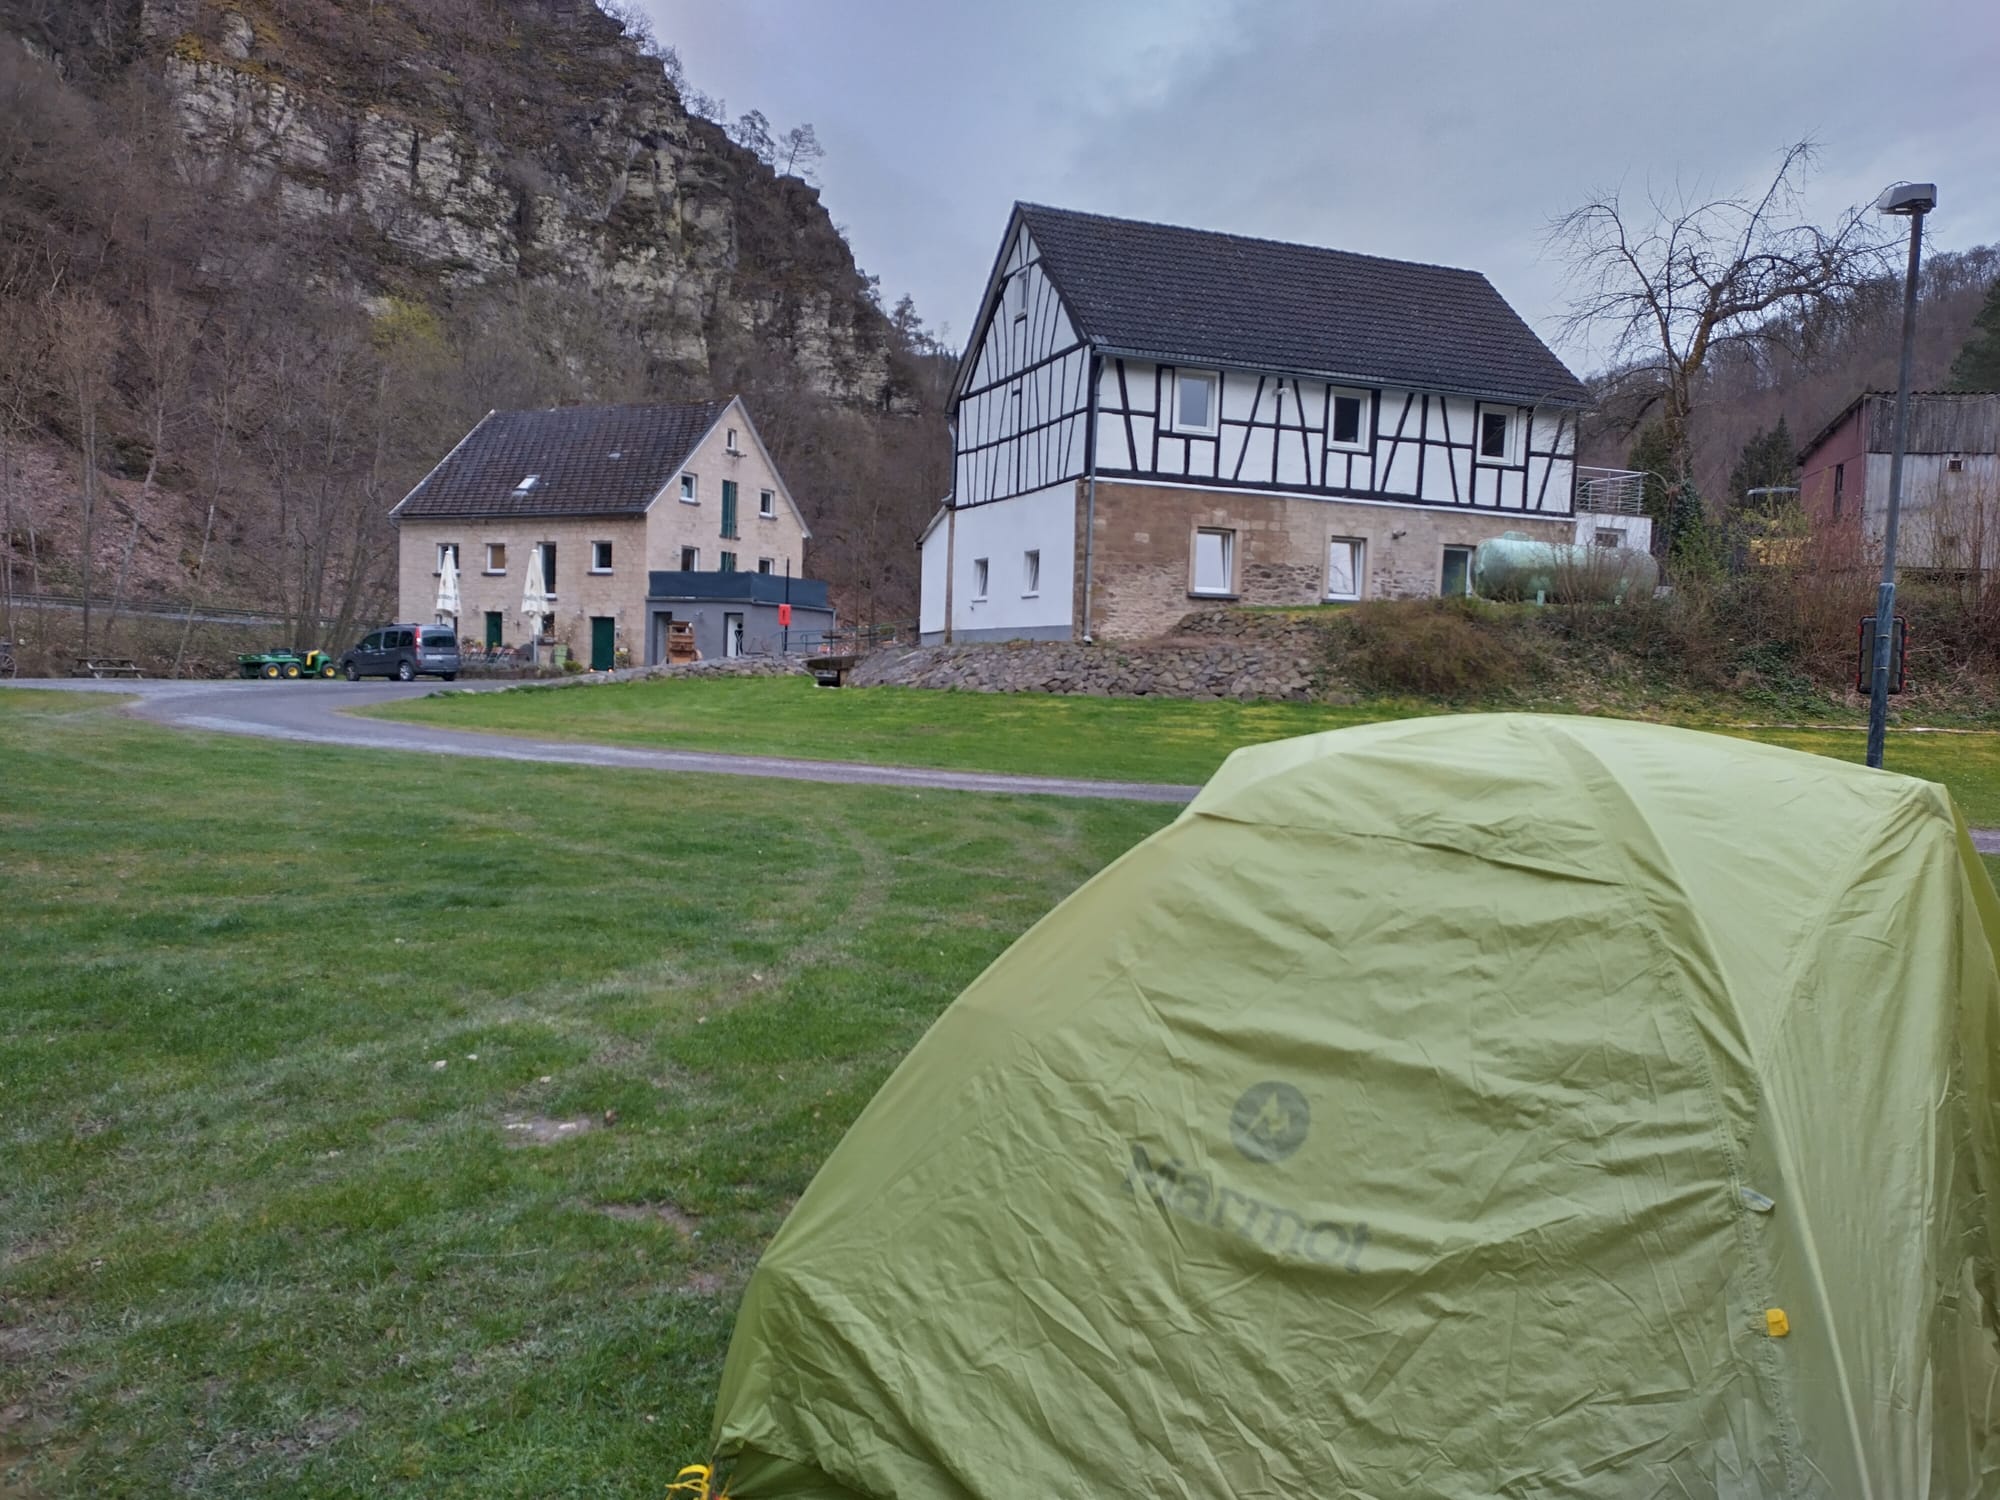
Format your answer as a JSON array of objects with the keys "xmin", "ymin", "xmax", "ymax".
[
  {"xmin": 1799, "ymin": 390, "xmax": 2000, "ymax": 462},
  {"xmin": 1013, "ymin": 203, "xmax": 1588, "ymax": 408},
  {"xmin": 392, "ymin": 400, "xmax": 733, "ymax": 519}
]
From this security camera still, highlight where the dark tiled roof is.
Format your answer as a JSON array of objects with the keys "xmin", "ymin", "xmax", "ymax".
[
  {"xmin": 393, "ymin": 400, "xmax": 733, "ymax": 519},
  {"xmin": 1015, "ymin": 204, "xmax": 1588, "ymax": 408}
]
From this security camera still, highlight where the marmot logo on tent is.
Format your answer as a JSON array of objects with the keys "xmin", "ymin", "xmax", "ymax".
[
  {"xmin": 1120, "ymin": 1143, "xmax": 1368, "ymax": 1273},
  {"xmin": 1231, "ymin": 1081, "xmax": 1310, "ymax": 1163}
]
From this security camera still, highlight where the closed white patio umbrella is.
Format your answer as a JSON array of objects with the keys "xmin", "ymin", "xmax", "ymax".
[
  {"xmin": 520, "ymin": 544, "xmax": 550, "ymax": 653},
  {"xmin": 435, "ymin": 544, "xmax": 461, "ymax": 624}
]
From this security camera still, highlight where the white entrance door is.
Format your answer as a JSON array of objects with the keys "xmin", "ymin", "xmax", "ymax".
[{"xmin": 724, "ymin": 612, "xmax": 744, "ymax": 658}]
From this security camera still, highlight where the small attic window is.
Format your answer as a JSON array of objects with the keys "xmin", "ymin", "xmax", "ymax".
[
  {"xmin": 726, "ymin": 428, "xmax": 742, "ymax": 454},
  {"xmin": 608, "ymin": 450, "xmax": 623, "ymax": 461},
  {"xmin": 513, "ymin": 474, "xmax": 540, "ymax": 494}
]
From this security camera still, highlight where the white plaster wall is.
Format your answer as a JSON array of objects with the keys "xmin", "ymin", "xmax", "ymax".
[
  {"xmin": 948, "ymin": 481, "xmax": 1077, "ymax": 638},
  {"xmin": 919, "ymin": 516, "xmax": 949, "ymax": 637},
  {"xmin": 1572, "ymin": 514, "xmax": 1654, "ymax": 552}
]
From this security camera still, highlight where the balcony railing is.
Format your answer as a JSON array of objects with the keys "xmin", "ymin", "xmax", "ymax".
[{"xmin": 1575, "ymin": 466, "xmax": 1648, "ymax": 515}]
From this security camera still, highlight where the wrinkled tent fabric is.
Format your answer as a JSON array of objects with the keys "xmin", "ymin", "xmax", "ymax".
[{"xmin": 709, "ymin": 715, "xmax": 2000, "ymax": 1498}]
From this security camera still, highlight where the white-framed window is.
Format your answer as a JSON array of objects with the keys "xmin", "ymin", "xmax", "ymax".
[
  {"xmin": 1191, "ymin": 528, "xmax": 1235, "ymax": 596},
  {"xmin": 1022, "ymin": 549, "xmax": 1041, "ymax": 596},
  {"xmin": 758, "ymin": 488, "xmax": 775, "ymax": 518},
  {"xmin": 1172, "ymin": 369, "xmax": 1219, "ymax": 436},
  {"xmin": 1594, "ymin": 528, "xmax": 1626, "ymax": 549},
  {"xmin": 1441, "ymin": 545, "xmax": 1474, "ymax": 596},
  {"xmin": 680, "ymin": 473, "xmax": 698, "ymax": 503},
  {"xmin": 1476, "ymin": 406, "xmax": 1523, "ymax": 465},
  {"xmin": 726, "ymin": 427, "xmax": 741, "ymax": 454},
  {"xmin": 972, "ymin": 557, "xmax": 990, "ymax": 600},
  {"xmin": 1326, "ymin": 537, "xmax": 1364, "ymax": 600},
  {"xmin": 680, "ymin": 545, "xmax": 699, "ymax": 571},
  {"xmin": 591, "ymin": 540, "xmax": 613, "ymax": 573},
  {"xmin": 512, "ymin": 474, "xmax": 539, "ymax": 496},
  {"xmin": 435, "ymin": 542, "xmax": 459, "ymax": 574},
  {"xmin": 1948, "ymin": 457, "xmax": 1966, "ymax": 474},
  {"xmin": 1011, "ymin": 272, "xmax": 1028, "ymax": 322},
  {"xmin": 1328, "ymin": 389, "xmax": 1370, "ymax": 451},
  {"xmin": 757, "ymin": 557, "xmax": 775, "ymax": 575},
  {"xmin": 483, "ymin": 541, "xmax": 506, "ymax": 574}
]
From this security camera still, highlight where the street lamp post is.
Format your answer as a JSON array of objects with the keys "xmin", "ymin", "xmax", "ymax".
[{"xmin": 1866, "ymin": 182, "xmax": 1937, "ymax": 771}]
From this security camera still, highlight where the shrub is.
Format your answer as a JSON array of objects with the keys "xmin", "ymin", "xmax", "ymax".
[{"xmin": 1335, "ymin": 596, "xmax": 1531, "ymax": 699}]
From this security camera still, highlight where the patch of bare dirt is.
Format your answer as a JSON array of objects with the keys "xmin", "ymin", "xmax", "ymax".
[
  {"xmin": 500, "ymin": 1115, "xmax": 596, "ymax": 1145},
  {"xmin": 597, "ymin": 1202, "xmax": 698, "ymax": 1236}
]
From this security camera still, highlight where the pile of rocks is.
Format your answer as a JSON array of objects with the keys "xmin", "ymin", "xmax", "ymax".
[
  {"xmin": 852, "ymin": 613, "xmax": 1326, "ymax": 702},
  {"xmin": 636, "ymin": 656, "xmax": 812, "ymax": 681}
]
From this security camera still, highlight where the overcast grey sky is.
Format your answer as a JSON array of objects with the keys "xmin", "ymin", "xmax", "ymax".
[{"xmin": 649, "ymin": 0, "xmax": 1999, "ymax": 370}]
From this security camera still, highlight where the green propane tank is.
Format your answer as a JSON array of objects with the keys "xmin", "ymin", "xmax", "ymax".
[{"xmin": 1471, "ymin": 531, "xmax": 1660, "ymax": 604}]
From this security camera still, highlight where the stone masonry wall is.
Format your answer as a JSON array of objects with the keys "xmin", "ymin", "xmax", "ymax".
[
  {"xmin": 1081, "ymin": 479, "xmax": 1571, "ymax": 640},
  {"xmin": 399, "ymin": 516, "xmax": 648, "ymax": 659},
  {"xmin": 852, "ymin": 611, "xmax": 1323, "ymax": 701}
]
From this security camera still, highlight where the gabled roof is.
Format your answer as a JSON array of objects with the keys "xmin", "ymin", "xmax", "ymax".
[
  {"xmin": 1799, "ymin": 389, "xmax": 2000, "ymax": 463},
  {"xmin": 392, "ymin": 399, "xmax": 734, "ymax": 520},
  {"xmin": 1011, "ymin": 203, "xmax": 1588, "ymax": 409}
]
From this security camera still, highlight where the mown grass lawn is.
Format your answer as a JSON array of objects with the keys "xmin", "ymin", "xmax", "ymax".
[
  {"xmin": 0, "ymin": 692, "xmax": 1172, "ymax": 1498},
  {"xmin": 371, "ymin": 677, "xmax": 2000, "ymax": 825}
]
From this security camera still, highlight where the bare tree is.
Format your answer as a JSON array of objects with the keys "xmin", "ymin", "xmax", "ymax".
[
  {"xmin": 48, "ymin": 289, "xmax": 118, "ymax": 655},
  {"xmin": 1552, "ymin": 142, "xmax": 1894, "ymax": 556},
  {"xmin": 105, "ymin": 274, "xmax": 198, "ymax": 643},
  {"xmin": 776, "ymin": 123, "xmax": 824, "ymax": 182},
  {"xmin": 729, "ymin": 109, "xmax": 775, "ymax": 166}
]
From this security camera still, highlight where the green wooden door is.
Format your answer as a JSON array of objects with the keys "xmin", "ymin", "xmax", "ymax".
[
  {"xmin": 721, "ymin": 480, "xmax": 739, "ymax": 540},
  {"xmin": 590, "ymin": 616, "xmax": 615, "ymax": 671},
  {"xmin": 485, "ymin": 611, "xmax": 503, "ymax": 650}
]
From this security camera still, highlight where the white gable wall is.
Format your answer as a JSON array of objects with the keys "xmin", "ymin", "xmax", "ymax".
[{"xmin": 953, "ymin": 227, "xmax": 1092, "ymax": 508}]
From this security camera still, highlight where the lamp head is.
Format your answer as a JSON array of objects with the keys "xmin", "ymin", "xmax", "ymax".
[{"xmin": 1875, "ymin": 182, "xmax": 1937, "ymax": 216}]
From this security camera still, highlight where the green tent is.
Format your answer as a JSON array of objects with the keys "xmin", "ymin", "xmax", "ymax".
[{"xmin": 708, "ymin": 715, "xmax": 2000, "ymax": 1497}]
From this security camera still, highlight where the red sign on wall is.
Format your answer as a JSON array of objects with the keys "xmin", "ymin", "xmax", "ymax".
[{"xmin": 778, "ymin": 603, "xmax": 792, "ymax": 626}]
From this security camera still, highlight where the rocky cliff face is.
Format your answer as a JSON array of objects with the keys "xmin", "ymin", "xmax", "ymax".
[{"xmin": 133, "ymin": 0, "xmax": 891, "ymax": 402}]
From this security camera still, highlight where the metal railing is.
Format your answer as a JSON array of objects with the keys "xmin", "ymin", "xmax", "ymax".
[{"xmin": 1574, "ymin": 467, "xmax": 1649, "ymax": 515}]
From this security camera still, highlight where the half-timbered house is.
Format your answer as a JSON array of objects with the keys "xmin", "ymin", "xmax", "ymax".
[{"xmin": 922, "ymin": 204, "xmax": 1599, "ymax": 642}]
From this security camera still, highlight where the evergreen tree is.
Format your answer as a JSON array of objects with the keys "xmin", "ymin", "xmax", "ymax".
[
  {"xmin": 1626, "ymin": 422, "xmax": 1675, "ymax": 525},
  {"xmin": 1947, "ymin": 278, "xmax": 2000, "ymax": 391},
  {"xmin": 1727, "ymin": 416, "xmax": 1797, "ymax": 511},
  {"xmin": 1626, "ymin": 419, "xmax": 1711, "ymax": 570}
]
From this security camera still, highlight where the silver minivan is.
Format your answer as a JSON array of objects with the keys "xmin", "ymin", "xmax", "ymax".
[{"xmin": 340, "ymin": 624, "xmax": 461, "ymax": 682}]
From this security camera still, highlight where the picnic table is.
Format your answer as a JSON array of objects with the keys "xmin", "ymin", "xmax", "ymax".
[{"xmin": 73, "ymin": 657, "xmax": 144, "ymax": 679}]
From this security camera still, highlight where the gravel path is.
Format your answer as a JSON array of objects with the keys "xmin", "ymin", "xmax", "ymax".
[
  {"xmin": 1, "ymin": 678, "xmax": 1199, "ymax": 804},
  {"xmin": 7, "ymin": 678, "xmax": 1999, "ymax": 846}
]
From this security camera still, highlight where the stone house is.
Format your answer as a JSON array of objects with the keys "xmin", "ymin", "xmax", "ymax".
[
  {"xmin": 1797, "ymin": 391, "xmax": 2000, "ymax": 570},
  {"xmin": 922, "ymin": 204, "xmax": 1617, "ymax": 643},
  {"xmin": 391, "ymin": 397, "xmax": 827, "ymax": 667}
]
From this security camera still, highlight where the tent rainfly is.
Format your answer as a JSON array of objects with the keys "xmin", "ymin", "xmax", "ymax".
[{"xmin": 704, "ymin": 714, "xmax": 2000, "ymax": 1498}]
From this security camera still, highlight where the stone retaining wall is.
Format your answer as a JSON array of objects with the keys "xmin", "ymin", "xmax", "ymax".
[{"xmin": 852, "ymin": 611, "xmax": 1324, "ymax": 701}]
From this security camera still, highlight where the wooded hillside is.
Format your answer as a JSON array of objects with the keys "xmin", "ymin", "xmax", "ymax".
[{"xmin": 0, "ymin": 0, "xmax": 951, "ymax": 665}]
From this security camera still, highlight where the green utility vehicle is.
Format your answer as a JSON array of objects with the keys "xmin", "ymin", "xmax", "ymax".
[{"xmin": 236, "ymin": 649, "xmax": 339, "ymax": 680}]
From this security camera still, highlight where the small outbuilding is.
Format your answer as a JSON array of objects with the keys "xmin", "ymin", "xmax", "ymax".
[{"xmin": 705, "ymin": 714, "xmax": 2000, "ymax": 1497}]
